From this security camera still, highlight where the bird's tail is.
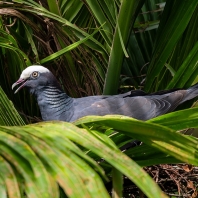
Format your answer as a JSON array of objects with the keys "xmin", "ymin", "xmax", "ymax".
[{"xmin": 182, "ymin": 83, "xmax": 198, "ymax": 103}]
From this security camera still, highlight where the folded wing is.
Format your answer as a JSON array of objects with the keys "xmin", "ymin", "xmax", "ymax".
[{"xmin": 71, "ymin": 90, "xmax": 187, "ymax": 121}]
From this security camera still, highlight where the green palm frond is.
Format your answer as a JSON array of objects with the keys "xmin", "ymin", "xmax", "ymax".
[
  {"xmin": 1, "ymin": 91, "xmax": 198, "ymax": 197},
  {"xmin": 0, "ymin": 0, "xmax": 198, "ymax": 197}
]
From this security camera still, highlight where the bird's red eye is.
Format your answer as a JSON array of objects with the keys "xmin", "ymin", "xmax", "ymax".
[{"xmin": 32, "ymin": 71, "xmax": 38, "ymax": 78}]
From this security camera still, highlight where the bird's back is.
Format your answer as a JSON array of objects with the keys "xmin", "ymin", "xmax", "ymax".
[{"xmin": 69, "ymin": 86, "xmax": 197, "ymax": 122}]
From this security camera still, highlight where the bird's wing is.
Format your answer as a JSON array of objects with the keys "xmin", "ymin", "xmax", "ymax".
[{"xmin": 72, "ymin": 90, "xmax": 187, "ymax": 121}]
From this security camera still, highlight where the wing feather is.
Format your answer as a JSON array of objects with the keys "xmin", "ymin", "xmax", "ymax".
[{"xmin": 71, "ymin": 90, "xmax": 187, "ymax": 121}]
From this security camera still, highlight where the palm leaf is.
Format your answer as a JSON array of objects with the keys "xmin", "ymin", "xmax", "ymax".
[
  {"xmin": 0, "ymin": 0, "xmax": 198, "ymax": 197},
  {"xmin": 0, "ymin": 87, "xmax": 25, "ymax": 126}
]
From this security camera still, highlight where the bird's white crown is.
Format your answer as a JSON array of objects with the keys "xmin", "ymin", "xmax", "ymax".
[{"xmin": 20, "ymin": 65, "xmax": 50, "ymax": 79}]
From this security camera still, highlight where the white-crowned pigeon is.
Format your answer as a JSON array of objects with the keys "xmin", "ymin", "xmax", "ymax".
[{"xmin": 12, "ymin": 65, "xmax": 198, "ymax": 122}]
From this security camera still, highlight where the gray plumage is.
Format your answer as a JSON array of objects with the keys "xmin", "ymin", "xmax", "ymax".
[{"xmin": 12, "ymin": 65, "xmax": 198, "ymax": 122}]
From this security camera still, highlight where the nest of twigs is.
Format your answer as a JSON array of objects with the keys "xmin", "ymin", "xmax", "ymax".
[{"xmin": 122, "ymin": 164, "xmax": 198, "ymax": 198}]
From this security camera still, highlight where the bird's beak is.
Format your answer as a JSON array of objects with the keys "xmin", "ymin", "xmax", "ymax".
[{"xmin": 12, "ymin": 78, "xmax": 28, "ymax": 94}]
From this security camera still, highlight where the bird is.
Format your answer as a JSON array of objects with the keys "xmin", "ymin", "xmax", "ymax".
[{"xmin": 12, "ymin": 65, "xmax": 198, "ymax": 122}]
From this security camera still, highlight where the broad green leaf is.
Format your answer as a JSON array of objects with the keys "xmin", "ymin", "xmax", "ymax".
[
  {"xmin": 35, "ymin": 122, "xmax": 167, "ymax": 198},
  {"xmin": 0, "ymin": 124, "xmax": 110, "ymax": 198},
  {"xmin": 103, "ymin": 0, "xmax": 145, "ymax": 94},
  {"xmin": 148, "ymin": 107, "xmax": 198, "ymax": 130},
  {"xmin": 74, "ymin": 115, "xmax": 198, "ymax": 165},
  {"xmin": 0, "ymin": 156, "xmax": 21, "ymax": 198},
  {"xmin": 112, "ymin": 168, "xmax": 123, "ymax": 198},
  {"xmin": 0, "ymin": 129, "xmax": 56, "ymax": 198},
  {"xmin": 0, "ymin": 176, "xmax": 7, "ymax": 198}
]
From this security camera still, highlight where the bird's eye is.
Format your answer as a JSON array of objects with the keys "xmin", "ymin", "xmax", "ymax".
[{"xmin": 32, "ymin": 71, "xmax": 38, "ymax": 78}]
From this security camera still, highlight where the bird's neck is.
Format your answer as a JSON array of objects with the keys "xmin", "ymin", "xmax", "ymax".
[{"xmin": 33, "ymin": 86, "xmax": 74, "ymax": 121}]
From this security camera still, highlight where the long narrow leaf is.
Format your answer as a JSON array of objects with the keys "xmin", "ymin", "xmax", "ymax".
[
  {"xmin": 145, "ymin": 0, "xmax": 198, "ymax": 91},
  {"xmin": 74, "ymin": 115, "xmax": 198, "ymax": 165},
  {"xmin": 0, "ymin": 87, "xmax": 25, "ymax": 126}
]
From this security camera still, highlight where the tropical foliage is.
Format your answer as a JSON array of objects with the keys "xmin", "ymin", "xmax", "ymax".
[{"xmin": 0, "ymin": 0, "xmax": 198, "ymax": 197}]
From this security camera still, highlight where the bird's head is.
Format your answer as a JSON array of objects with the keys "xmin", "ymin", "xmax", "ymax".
[{"xmin": 12, "ymin": 65, "xmax": 59, "ymax": 94}]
